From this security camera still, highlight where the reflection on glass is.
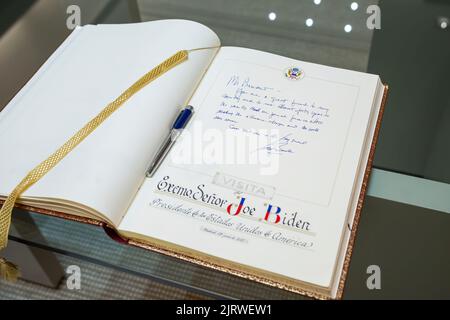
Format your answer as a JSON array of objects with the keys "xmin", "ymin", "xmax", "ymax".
[{"xmin": 268, "ymin": 12, "xmax": 277, "ymax": 21}]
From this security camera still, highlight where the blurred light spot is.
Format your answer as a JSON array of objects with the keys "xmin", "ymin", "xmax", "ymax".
[
  {"xmin": 351, "ymin": 2, "xmax": 359, "ymax": 11},
  {"xmin": 438, "ymin": 17, "xmax": 448, "ymax": 29}
]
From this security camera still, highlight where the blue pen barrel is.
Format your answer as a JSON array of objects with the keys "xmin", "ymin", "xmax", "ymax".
[{"xmin": 173, "ymin": 106, "xmax": 194, "ymax": 129}]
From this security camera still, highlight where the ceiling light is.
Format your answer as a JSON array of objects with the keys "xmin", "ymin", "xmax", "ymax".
[
  {"xmin": 438, "ymin": 17, "xmax": 448, "ymax": 29},
  {"xmin": 351, "ymin": 2, "xmax": 359, "ymax": 11},
  {"xmin": 268, "ymin": 12, "xmax": 277, "ymax": 21}
]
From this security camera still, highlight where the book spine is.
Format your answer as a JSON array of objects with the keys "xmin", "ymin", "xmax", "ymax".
[{"xmin": 102, "ymin": 224, "xmax": 129, "ymax": 245}]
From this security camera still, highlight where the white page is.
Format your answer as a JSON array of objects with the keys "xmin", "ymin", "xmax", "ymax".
[
  {"xmin": 331, "ymin": 79, "xmax": 385, "ymax": 297},
  {"xmin": 0, "ymin": 20, "xmax": 220, "ymax": 226},
  {"xmin": 120, "ymin": 47, "xmax": 380, "ymax": 288}
]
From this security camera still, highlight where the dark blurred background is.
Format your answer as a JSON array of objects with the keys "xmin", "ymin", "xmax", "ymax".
[{"xmin": 0, "ymin": 0, "xmax": 448, "ymax": 184}]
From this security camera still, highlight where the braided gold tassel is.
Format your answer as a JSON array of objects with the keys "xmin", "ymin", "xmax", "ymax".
[
  {"xmin": 0, "ymin": 50, "xmax": 189, "ymax": 281},
  {"xmin": 0, "ymin": 258, "xmax": 20, "ymax": 282}
]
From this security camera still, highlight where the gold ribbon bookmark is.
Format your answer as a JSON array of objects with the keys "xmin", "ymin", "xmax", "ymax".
[{"xmin": 0, "ymin": 50, "xmax": 189, "ymax": 281}]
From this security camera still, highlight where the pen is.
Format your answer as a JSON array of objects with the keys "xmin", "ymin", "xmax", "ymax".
[{"xmin": 146, "ymin": 105, "xmax": 194, "ymax": 178}]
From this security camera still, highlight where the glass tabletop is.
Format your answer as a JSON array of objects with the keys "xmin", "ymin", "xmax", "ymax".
[
  {"xmin": 1, "ymin": 0, "xmax": 450, "ymax": 299},
  {"xmin": 138, "ymin": 0, "xmax": 450, "ymax": 184}
]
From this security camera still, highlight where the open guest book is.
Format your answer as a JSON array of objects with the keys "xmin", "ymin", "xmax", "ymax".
[{"xmin": 0, "ymin": 20, "xmax": 387, "ymax": 299}]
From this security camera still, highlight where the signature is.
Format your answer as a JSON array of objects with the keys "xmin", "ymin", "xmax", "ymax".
[{"xmin": 256, "ymin": 133, "xmax": 307, "ymax": 155}]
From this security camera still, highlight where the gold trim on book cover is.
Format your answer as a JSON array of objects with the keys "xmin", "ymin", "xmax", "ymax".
[
  {"xmin": 0, "ymin": 202, "xmax": 105, "ymax": 227},
  {"xmin": 335, "ymin": 84, "xmax": 389, "ymax": 299},
  {"xmin": 126, "ymin": 237, "xmax": 329, "ymax": 299},
  {"xmin": 2, "ymin": 82, "xmax": 388, "ymax": 298}
]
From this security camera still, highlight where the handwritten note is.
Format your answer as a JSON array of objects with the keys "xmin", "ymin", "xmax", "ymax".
[
  {"xmin": 183, "ymin": 59, "xmax": 359, "ymax": 205},
  {"xmin": 212, "ymin": 75, "xmax": 331, "ymax": 155}
]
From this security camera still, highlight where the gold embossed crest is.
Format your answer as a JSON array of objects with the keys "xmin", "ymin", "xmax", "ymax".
[{"xmin": 285, "ymin": 66, "xmax": 304, "ymax": 80}]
